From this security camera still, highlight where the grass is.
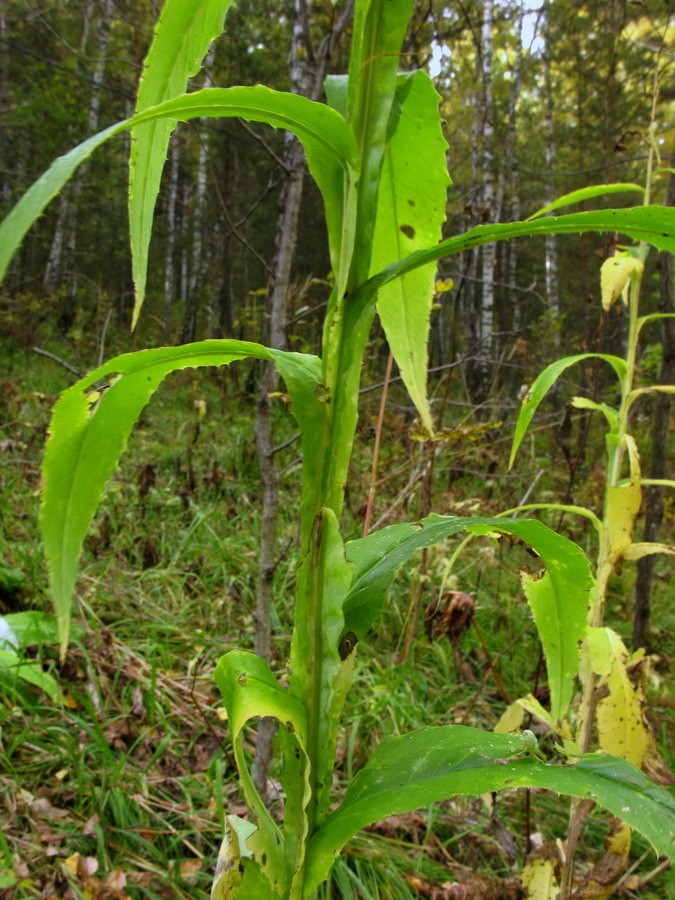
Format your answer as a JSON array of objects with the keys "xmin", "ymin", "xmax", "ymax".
[{"xmin": 0, "ymin": 329, "xmax": 673, "ymax": 899}]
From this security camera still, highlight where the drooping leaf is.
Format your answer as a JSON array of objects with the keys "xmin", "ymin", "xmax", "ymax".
[
  {"xmin": 344, "ymin": 514, "xmax": 591, "ymax": 721},
  {"xmin": 623, "ymin": 541, "xmax": 675, "ymax": 560},
  {"xmin": 508, "ymin": 354, "xmax": 628, "ymax": 470},
  {"xmin": 371, "ymin": 71, "xmax": 450, "ymax": 434},
  {"xmin": 40, "ymin": 341, "xmax": 322, "ymax": 654},
  {"xmin": 0, "ymin": 122, "xmax": 120, "ymax": 284},
  {"xmin": 0, "ymin": 88, "xmax": 358, "ymax": 295},
  {"xmin": 215, "ymin": 650, "xmax": 309, "ymax": 896},
  {"xmin": 350, "ymin": 207, "xmax": 675, "ymax": 324},
  {"xmin": 304, "ymin": 726, "xmax": 675, "ymax": 893},
  {"xmin": 130, "ymin": 0, "xmax": 236, "ymax": 328},
  {"xmin": 526, "ymin": 183, "xmax": 644, "ymax": 221}
]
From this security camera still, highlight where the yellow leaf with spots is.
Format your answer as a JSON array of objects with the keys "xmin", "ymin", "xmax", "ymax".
[
  {"xmin": 606, "ymin": 480, "xmax": 641, "ymax": 565},
  {"xmin": 521, "ymin": 859, "xmax": 560, "ymax": 899},
  {"xmin": 600, "ymin": 254, "xmax": 643, "ymax": 311},
  {"xmin": 587, "ymin": 628, "xmax": 649, "ymax": 766}
]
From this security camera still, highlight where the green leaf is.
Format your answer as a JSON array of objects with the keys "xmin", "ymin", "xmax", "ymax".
[
  {"xmin": 304, "ymin": 726, "xmax": 675, "ymax": 893},
  {"xmin": 508, "ymin": 354, "xmax": 627, "ymax": 470},
  {"xmin": 1, "ymin": 612, "xmax": 60, "ymax": 649},
  {"xmin": 0, "ymin": 88, "xmax": 358, "ymax": 299},
  {"xmin": 130, "ymin": 0, "xmax": 236, "ymax": 328},
  {"xmin": 0, "ymin": 122, "xmax": 121, "ymax": 284},
  {"xmin": 215, "ymin": 650, "xmax": 308, "ymax": 896},
  {"xmin": 526, "ymin": 183, "xmax": 644, "ymax": 221},
  {"xmin": 352, "ymin": 207, "xmax": 675, "ymax": 323},
  {"xmin": 0, "ymin": 649, "xmax": 62, "ymax": 703},
  {"xmin": 40, "ymin": 340, "xmax": 322, "ymax": 654},
  {"xmin": 344, "ymin": 514, "xmax": 592, "ymax": 722},
  {"xmin": 372, "ymin": 71, "xmax": 450, "ymax": 434}
]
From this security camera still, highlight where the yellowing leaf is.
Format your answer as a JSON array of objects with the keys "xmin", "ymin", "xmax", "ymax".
[
  {"xmin": 63, "ymin": 853, "xmax": 81, "ymax": 877},
  {"xmin": 622, "ymin": 541, "xmax": 675, "ymax": 561},
  {"xmin": 494, "ymin": 702, "xmax": 525, "ymax": 734},
  {"xmin": 521, "ymin": 859, "xmax": 560, "ymax": 899},
  {"xmin": 587, "ymin": 629, "xmax": 649, "ymax": 766},
  {"xmin": 600, "ymin": 254, "xmax": 643, "ymax": 311},
  {"xmin": 606, "ymin": 480, "xmax": 641, "ymax": 565}
]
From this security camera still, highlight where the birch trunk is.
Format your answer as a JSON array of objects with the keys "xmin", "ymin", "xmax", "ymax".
[
  {"xmin": 53, "ymin": 0, "xmax": 113, "ymax": 329},
  {"xmin": 542, "ymin": 7, "xmax": 560, "ymax": 339},
  {"xmin": 181, "ymin": 50, "xmax": 214, "ymax": 344},
  {"xmin": 478, "ymin": 0, "xmax": 495, "ymax": 390}
]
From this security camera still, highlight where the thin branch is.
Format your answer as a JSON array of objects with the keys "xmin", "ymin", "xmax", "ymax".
[{"xmin": 32, "ymin": 346, "xmax": 81, "ymax": 378}]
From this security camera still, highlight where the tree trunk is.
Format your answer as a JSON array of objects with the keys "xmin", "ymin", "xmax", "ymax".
[
  {"xmin": 53, "ymin": 0, "xmax": 114, "ymax": 330},
  {"xmin": 633, "ymin": 152, "xmax": 675, "ymax": 648},
  {"xmin": 252, "ymin": 0, "xmax": 354, "ymax": 799},
  {"xmin": 477, "ymin": 0, "xmax": 495, "ymax": 407},
  {"xmin": 542, "ymin": 19, "xmax": 560, "ymax": 338},
  {"xmin": 162, "ymin": 130, "xmax": 180, "ymax": 343},
  {"xmin": 181, "ymin": 49, "xmax": 214, "ymax": 344}
]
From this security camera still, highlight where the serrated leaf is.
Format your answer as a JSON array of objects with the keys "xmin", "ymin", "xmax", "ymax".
[
  {"xmin": 130, "ymin": 0, "xmax": 236, "ymax": 328},
  {"xmin": 0, "ymin": 88, "xmax": 358, "ymax": 300},
  {"xmin": 508, "ymin": 354, "xmax": 627, "ymax": 469},
  {"xmin": 40, "ymin": 341, "xmax": 322, "ymax": 654},
  {"xmin": 526, "ymin": 183, "xmax": 644, "ymax": 222},
  {"xmin": 344, "ymin": 514, "xmax": 591, "ymax": 723},
  {"xmin": 214, "ymin": 650, "xmax": 308, "ymax": 895},
  {"xmin": 371, "ymin": 71, "xmax": 450, "ymax": 434},
  {"xmin": 304, "ymin": 726, "xmax": 675, "ymax": 893},
  {"xmin": 353, "ymin": 207, "xmax": 675, "ymax": 321}
]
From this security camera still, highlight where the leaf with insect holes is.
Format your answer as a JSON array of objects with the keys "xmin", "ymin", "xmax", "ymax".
[
  {"xmin": 215, "ymin": 650, "xmax": 309, "ymax": 896},
  {"xmin": 303, "ymin": 726, "xmax": 675, "ymax": 893},
  {"xmin": 352, "ymin": 207, "xmax": 675, "ymax": 322},
  {"xmin": 371, "ymin": 71, "xmax": 450, "ymax": 435},
  {"xmin": 40, "ymin": 341, "xmax": 323, "ymax": 655}
]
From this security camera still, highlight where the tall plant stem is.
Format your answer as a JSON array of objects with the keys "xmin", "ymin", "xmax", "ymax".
[
  {"xmin": 559, "ymin": 54, "xmax": 665, "ymax": 900},
  {"xmin": 362, "ymin": 350, "xmax": 393, "ymax": 536}
]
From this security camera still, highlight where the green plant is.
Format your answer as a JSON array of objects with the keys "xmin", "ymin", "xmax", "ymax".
[
  {"xmin": 0, "ymin": 611, "xmax": 63, "ymax": 705},
  {"xmin": 1, "ymin": 0, "xmax": 674, "ymax": 897}
]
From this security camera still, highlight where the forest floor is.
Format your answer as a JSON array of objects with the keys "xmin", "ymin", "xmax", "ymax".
[{"xmin": 0, "ymin": 331, "xmax": 674, "ymax": 900}]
